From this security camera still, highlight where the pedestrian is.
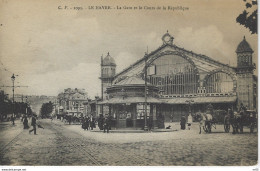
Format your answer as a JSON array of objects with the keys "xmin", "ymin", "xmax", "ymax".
[
  {"xmin": 68, "ymin": 116, "xmax": 72, "ymax": 125},
  {"xmin": 90, "ymin": 115, "xmax": 95, "ymax": 130},
  {"xmin": 108, "ymin": 114, "xmax": 113, "ymax": 130},
  {"xmin": 10, "ymin": 114, "xmax": 15, "ymax": 125},
  {"xmin": 148, "ymin": 116, "xmax": 153, "ymax": 131},
  {"xmin": 187, "ymin": 114, "xmax": 192, "ymax": 130},
  {"xmin": 103, "ymin": 115, "xmax": 109, "ymax": 133},
  {"xmin": 29, "ymin": 115, "xmax": 37, "ymax": 135},
  {"xmin": 82, "ymin": 117, "xmax": 86, "ymax": 130},
  {"xmin": 180, "ymin": 115, "xmax": 186, "ymax": 130},
  {"xmin": 98, "ymin": 114, "xmax": 104, "ymax": 130},
  {"xmin": 170, "ymin": 114, "xmax": 174, "ymax": 122},
  {"xmin": 23, "ymin": 116, "xmax": 29, "ymax": 129},
  {"xmin": 85, "ymin": 116, "xmax": 89, "ymax": 130}
]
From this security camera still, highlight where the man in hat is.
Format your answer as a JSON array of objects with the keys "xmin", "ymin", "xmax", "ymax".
[
  {"xmin": 29, "ymin": 114, "xmax": 37, "ymax": 135},
  {"xmin": 103, "ymin": 115, "xmax": 109, "ymax": 133},
  {"xmin": 180, "ymin": 115, "xmax": 186, "ymax": 130}
]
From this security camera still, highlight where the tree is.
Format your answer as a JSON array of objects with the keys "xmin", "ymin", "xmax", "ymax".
[
  {"xmin": 40, "ymin": 101, "xmax": 53, "ymax": 118},
  {"xmin": 236, "ymin": 0, "xmax": 258, "ymax": 34}
]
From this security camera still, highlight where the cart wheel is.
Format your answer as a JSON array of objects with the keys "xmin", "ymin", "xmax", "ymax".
[{"xmin": 224, "ymin": 124, "xmax": 230, "ymax": 133}]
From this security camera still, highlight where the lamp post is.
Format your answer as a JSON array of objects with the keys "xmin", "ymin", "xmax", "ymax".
[
  {"xmin": 144, "ymin": 55, "xmax": 148, "ymax": 131},
  {"xmin": 11, "ymin": 74, "xmax": 15, "ymax": 117},
  {"xmin": 185, "ymin": 98, "xmax": 194, "ymax": 123}
]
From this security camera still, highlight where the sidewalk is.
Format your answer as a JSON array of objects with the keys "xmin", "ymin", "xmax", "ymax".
[
  {"xmin": 49, "ymin": 118, "xmax": 256, "ymax": 144},
  {"xmin": 51, "ymin": 119, "xmax": 185, "ymax": 133},
  {"xmin": 50, "ymin": 119, "xmax": 204, "ymax": 144}
]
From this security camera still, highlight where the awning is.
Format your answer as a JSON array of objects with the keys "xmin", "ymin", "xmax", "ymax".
[
  {"xmin": 98, "ymin": 96, "xmax": 237, "ymax": 105},
  {"xmin": 163, "ymin": 96, "xmax": 237, "ymax": 104},
  {"xmin": 98, "ymin": 97, "xmax": 162, "ymax": 104}
]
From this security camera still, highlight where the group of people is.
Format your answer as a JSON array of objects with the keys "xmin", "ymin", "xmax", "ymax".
[
  {"xmin": 81, "ymin": 115, "xmax": 96, "ymax": 130},
  {"xmin": 21, "ymin": 114, "xmax": 43, "ymax": 135},
  {"xmin": 97, "ymin": 114, "xmax": 112, "ymax": 133}
]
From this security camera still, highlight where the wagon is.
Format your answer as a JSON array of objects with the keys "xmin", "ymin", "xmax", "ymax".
[
  {"xmin": 233, "ymin": 110, "xmax": 257, "ymax": 133},
  {"xmin": 201, "ymin": 110, "xmax": 231, "ymax": 133}
]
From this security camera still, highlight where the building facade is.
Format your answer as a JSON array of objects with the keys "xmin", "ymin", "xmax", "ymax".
[
  {"xmin": 100, "ymin": 32, "xmax": 257, "ymax": 125},
  {"xmin": 57, "ymin": 88, "xmax": 88, "ymax": 118}
]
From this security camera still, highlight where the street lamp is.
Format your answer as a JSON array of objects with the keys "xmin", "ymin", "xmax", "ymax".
[
  {"xmin": 185, "ymin": 98, "xmax": 194, "ymax": 123},
  {"xmin": 11, "ymin": 74, "xmax": 15, "ymax": 116},
  {"xmin": 144, "ymin": 54, "xmax": 148, "ymax": 131}
]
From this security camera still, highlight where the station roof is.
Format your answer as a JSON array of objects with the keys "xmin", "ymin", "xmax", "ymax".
[{"xmin": 114, "ymin": 76, "xmax": 150, "ymax": 86}]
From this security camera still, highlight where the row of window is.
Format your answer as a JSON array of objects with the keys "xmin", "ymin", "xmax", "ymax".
[
  {"xmin": 102, "ymin": 67, "xmax": 116, "ymax": 77},
  {"xmin": 238, "ymin": 55, "xmax": 251, "ymax": 65},
  {"xmin": 149, "ymin": 55, "xmax": 234, "ymax": 95}
]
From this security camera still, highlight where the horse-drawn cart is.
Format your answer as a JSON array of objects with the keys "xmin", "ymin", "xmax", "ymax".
[
  {"xmin": 198, "ymin": 109, "xmax": 257, "ymax": 134},
  {"xmin": 199, "ymin": 110, "xmax": 232, "ymax": 133},
  {"xmin": 229, "ymin": 110, "xmax": 257, "ymax": 134}
]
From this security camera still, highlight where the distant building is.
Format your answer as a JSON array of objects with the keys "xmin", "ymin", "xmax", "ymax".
[
  {"xmin": 99, "ymin": 32, "xmax": 257, "ymax": 128},
  {"xmin": 83, "ymin": 96, "xmax": 102, "ymax": 118},
  {"xmin": 57, "ymin": 88, "xmax": 88, "ymax": 118}
]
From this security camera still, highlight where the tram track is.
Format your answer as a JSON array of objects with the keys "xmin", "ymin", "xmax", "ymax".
[
  {"xmin": 49, "ymin": 122, "xmax": 101, "ymax": 166},
  {"xmin": 0, "ymin": 128, "xmax": 24, "ymax": 164},
  {"xmin": 0, "ymin": 128, "xmax": 24, "ymax": 154},
  {"xmin": 50, "ymin": 121, "xmax": 151, "ymax": 165}
]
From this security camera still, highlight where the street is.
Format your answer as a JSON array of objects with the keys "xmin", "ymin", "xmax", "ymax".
[{"xmin": 0, "ymin": 119, "xmax": 257, "ymax": 166}]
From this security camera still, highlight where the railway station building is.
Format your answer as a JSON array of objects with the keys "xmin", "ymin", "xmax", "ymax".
[{"xmin": 98, "ymin": 32, "xmax": 257, "ymax": 129}]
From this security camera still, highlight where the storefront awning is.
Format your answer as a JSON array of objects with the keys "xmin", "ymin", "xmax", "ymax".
[
  {"xmin": 98, "ymin": 96, "xmax": 237, "ymax": 105},
  {"xmin": 98, "ymin": 97, "xmax": 162, "ymax": 104},
  {"xmin": 163, "ymin": 96, "xmax": 237, "ymax": 104}
]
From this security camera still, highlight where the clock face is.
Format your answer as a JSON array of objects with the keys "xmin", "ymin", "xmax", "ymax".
[
  {"xmin": 164, "ymin": 35, "xmax": 171, "ymax": 42},
  {"xmin": 162, "ymin": 32, "xmax": 174, "ymax": 44},
  {"xmin": 162, "ymin": 34, "xmax": 173, "ymax": 44}
]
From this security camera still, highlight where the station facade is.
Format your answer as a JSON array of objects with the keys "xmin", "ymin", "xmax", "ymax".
[{"xmin": 99, "ymin": 32, "xmax": 257, "ymax": 129}]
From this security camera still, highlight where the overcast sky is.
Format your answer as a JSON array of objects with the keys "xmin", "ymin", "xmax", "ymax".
[{"xmin": 0, "ymin": 0, "xmax": 258, "ymax": 99}]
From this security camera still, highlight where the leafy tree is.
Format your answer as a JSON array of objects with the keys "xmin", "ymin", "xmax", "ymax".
[
  {"xmin": 236, "ymin": 0, "xmax": 258, "ymax": 34},
  {"xmin": 0, "ymin": 92, "xmax": 32, "ymax": 120},
  {"xmin": 40, "ymin": 101, "xmax": 53, "ymax": 118}
]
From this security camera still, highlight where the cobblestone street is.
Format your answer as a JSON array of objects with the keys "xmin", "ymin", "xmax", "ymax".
[{"xmin": 0, "ymin": 119, "xmax": 257, "ymax": 166}]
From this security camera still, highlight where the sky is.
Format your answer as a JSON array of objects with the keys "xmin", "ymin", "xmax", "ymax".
[{"xmin": 0, "ymin": 0, "xmax": 258, "ymax": 99}]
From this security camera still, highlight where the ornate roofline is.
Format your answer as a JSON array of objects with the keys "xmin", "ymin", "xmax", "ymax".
[{"xmin": 113, "ymin": 43, "xmax": 235, "ymax": 80}]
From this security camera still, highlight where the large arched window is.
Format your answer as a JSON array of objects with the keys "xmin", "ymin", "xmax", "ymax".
[
  {"xmin": 147, "ymin": 55, "xmax": 199, "ymax": 95},
  {"xmin": 205, "ymin": 72, "xmax": 234, "ymax": 93}
]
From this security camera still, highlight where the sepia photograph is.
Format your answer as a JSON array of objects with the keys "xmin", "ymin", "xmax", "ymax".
[{"xmin": 0, "ymin": 0, "xmax": 258, "ymax": 169}]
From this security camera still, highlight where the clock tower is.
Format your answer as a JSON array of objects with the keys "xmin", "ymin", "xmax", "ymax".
[
  {"xmin": 100, "ymin": 52, "xmax": 116, "ymax": 101},
  {"xmin": 235, "ymin": 36, "xmax": 256, "ymax": 110}
]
